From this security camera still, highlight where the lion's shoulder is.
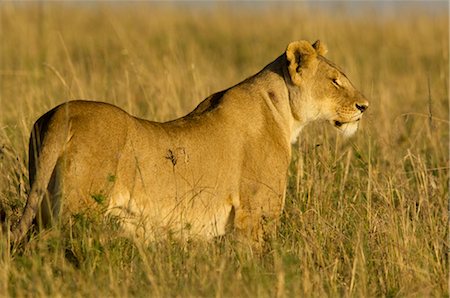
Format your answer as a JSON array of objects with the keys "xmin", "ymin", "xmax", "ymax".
[{"xmin": 188, "ymin": 90, "xmax": 228, "ymax": 116}]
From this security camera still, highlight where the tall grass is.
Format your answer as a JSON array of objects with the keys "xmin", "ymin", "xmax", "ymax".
[{"xmin": 0, "ymin": 2, "xmax": 448, "ymax": 297}]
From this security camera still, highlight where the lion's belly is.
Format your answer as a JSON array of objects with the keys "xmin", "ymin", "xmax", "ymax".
[{"xmin": 106, "ymin": 190, "xmax": 233, "ymax": 240}]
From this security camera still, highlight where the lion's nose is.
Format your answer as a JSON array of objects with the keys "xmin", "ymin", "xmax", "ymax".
[{"xmin": 355, "ymin": 102, "xmax": 368, "ymax": 112}]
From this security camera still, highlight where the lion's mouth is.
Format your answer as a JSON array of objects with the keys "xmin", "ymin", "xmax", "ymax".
[
  {"xmin": 333, "ymin": 118, "xmax": 360, "ymax": 128},
  {"xmin": 334, "ymin": 120, "xmax": 344, "ymax": 127},
  {"xmin": 330, "ymin": 117, "xmax": 361, "ymax": 138}
]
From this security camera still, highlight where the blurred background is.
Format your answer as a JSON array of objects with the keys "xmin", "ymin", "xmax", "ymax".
[{"xmin": 0, "ymin": 2, "xmax": 448, "ymax": 296}]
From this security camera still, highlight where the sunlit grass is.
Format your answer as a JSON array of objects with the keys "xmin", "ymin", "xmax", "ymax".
[{"xmin": 0, "ymin": 2, "xmax": 448, "ymax": 297}]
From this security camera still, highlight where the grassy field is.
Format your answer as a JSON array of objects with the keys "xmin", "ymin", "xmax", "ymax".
[{"xmin": 0, "ymin": 2, "xmax": 448, "ymax": 297}]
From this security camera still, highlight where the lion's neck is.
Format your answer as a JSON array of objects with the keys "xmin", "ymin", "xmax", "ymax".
[
  {"xmin": 261, "ymin": 54, "xmax": 309, "ymax": 144},
  {"xmin": 185, "ymin": 54, "xmax": 308, "ymax": 146}
]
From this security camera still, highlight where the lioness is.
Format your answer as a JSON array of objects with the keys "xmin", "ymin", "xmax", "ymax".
[{"xmin": 11, "ymin": 40, "xmax": 368, "ymax": 244}]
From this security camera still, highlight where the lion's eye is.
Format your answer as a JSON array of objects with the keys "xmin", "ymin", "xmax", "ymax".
[{"xmin": 331, "ymin": 78, "xmax": 341, "ymax": 88}]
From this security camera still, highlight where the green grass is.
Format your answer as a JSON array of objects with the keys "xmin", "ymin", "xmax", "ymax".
[{"xmin": 0, "ymin": 2, "xmax": 448, "ymax": 297}]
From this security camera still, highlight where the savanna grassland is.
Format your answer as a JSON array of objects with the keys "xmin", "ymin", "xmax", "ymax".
[{"xmin": 0, "ymin": 2, "xmax": 448, "ymax": 297}]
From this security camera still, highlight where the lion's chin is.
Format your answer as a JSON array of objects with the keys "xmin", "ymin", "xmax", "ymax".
[{"xmin": 332, "ymin": 120, "xmax": 359, "ymax": 138}]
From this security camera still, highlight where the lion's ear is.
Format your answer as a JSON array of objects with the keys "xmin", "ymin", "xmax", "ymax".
[
  {"xmin": 286, "ymin": 40, "xmax": 317, "ymax": 86},
  {"xmin": 312, "ymin": 40, "xmax": 328, "ymax": 56}
]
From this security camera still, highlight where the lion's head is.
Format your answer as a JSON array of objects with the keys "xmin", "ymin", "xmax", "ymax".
[{"xmin": 285, "ymin": 40, "xmax": 369, "ymax": 137}]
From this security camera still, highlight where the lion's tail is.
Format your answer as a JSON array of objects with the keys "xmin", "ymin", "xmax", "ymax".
[{"xmin": 11, "ymin": 107, "xmax": 67, "ymax": 243}]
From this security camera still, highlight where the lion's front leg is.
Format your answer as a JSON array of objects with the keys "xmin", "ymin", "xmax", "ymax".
[
  {"xmin": 233, "ymin": 206, "xmax": 264, "ymax": 245},
  {"xmin": 233, "ymin": 182, "xmax": 286, "ymax": 249}
]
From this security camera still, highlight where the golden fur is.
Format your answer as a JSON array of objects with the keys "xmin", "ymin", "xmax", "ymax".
[{"xmin": 11, "ymin": 40, "xmax": 368, "ymax": 244}]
